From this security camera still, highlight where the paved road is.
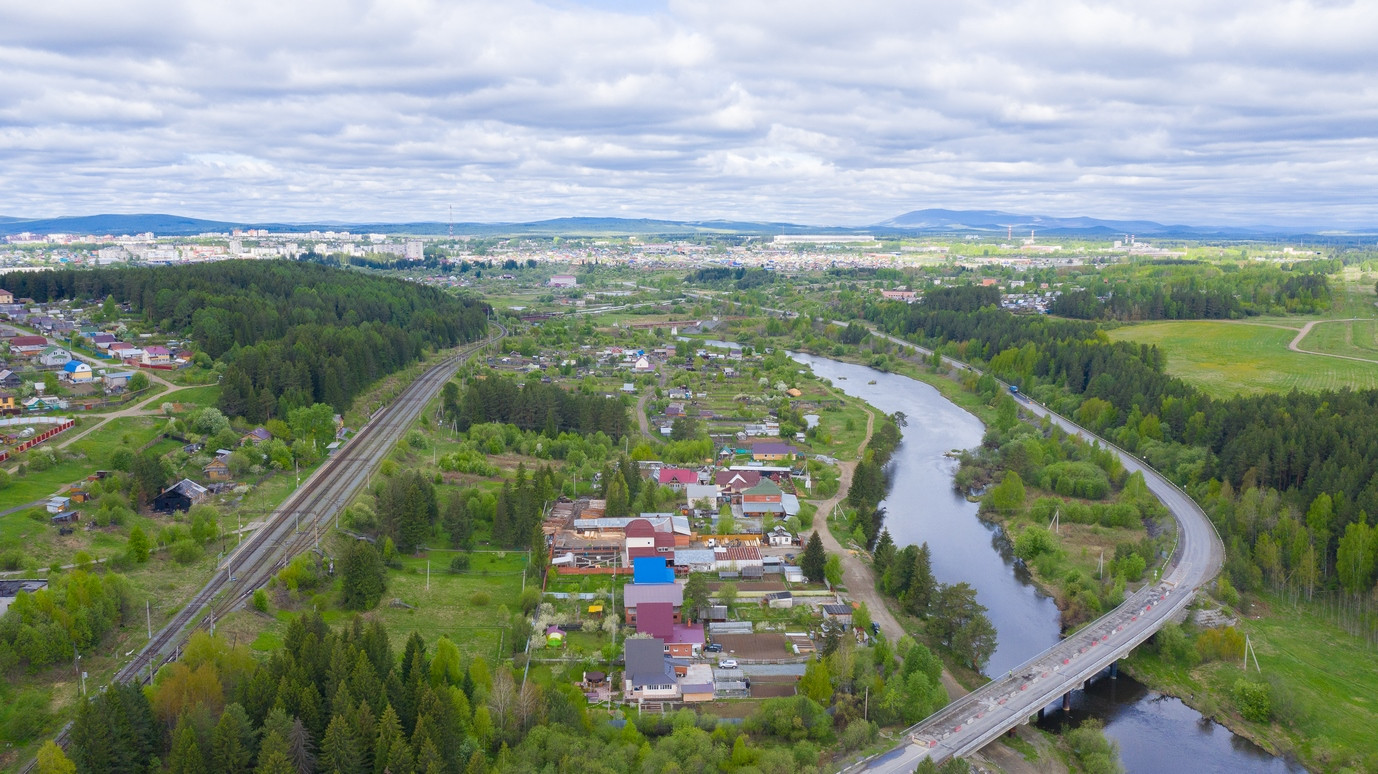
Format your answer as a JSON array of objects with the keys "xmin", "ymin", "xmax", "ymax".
[{"xmin": 845, "ymin": 326, "xmax": 1225, "ymax": 773}]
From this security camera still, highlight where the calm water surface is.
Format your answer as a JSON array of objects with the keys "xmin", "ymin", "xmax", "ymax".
[{"xmin": 788, "ymin": 351, "xmax": 1304, "ymax": 772}]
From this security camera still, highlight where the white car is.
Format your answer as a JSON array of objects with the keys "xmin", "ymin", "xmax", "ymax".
[{"xmin": 719, "ymin": 659, "xmax": 738, "ymax": 668}]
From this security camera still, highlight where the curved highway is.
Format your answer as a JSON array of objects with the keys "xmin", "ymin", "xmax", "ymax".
[{"xmin": 837, "ymin": 324, "xmax": 1225, "ymax": 772}]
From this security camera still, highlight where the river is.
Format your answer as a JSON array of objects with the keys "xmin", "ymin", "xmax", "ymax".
[{"xmin": 786, "ymin": 350, "xmax": 1302, "ymax": 773}]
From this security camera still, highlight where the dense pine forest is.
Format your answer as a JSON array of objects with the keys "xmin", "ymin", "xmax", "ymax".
[
  {"xmin": 1048, "ymin": 261, "xmax": 1333, "ymax": 320},
  {"xmin": 858, "ymin": 285, "xmax": 1378, "ymax": 636},
  {"xmin": 0, "ymin": 262, "xmax": 489, "ymax": 420}
]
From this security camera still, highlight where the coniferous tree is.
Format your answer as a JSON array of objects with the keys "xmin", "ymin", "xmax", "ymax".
[
  {"xmin": 872, "ymin": 529, "xmax": 897, "ymax": 579},
  {"xmin": 167, "ymin": 714, "xmax": 208, "ymax": 774},
  {"xmin": 318, "ymin": 714, "xmax": 362, "ymax": 774},
  {"xmin": 905, "ymin": 542, "xmax": 935, "ymax": 617},
  {"xmin": 605, "ymin": 471, "xmax": 630, "ymax": 519},
  {"xmin": 340, "ymin": 541, "xmax": 387, "ymax": 611},
  {"xmin": 210, "ymin": 704, "xmax": 254, "ymax": 774},
  {"xmin": 802, "ymin": 532, "xmax": 828, "ymax": 584},
  {"xmin": 287, "ymin": 718, "xmax": 315, "ymax": 774}
]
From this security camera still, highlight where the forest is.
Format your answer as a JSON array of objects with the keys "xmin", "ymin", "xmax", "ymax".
[
  {"xmin": 1048, "ymin": 261, "xmax": 1332, "ymax": 320},
  {"xmin": 444, "ymin": 375, "xmax": 629, "ymax": 441},
  {"xmin": 0, "ymin": 262, "xmax": 490, "ymax": 421},
  {"xmin": 45, "ymin": 613, "xmax": 966, "ymax": 774},
  {"xmin": 859, "ymin": 285, "xmax": 1378, "ymax": 637}
]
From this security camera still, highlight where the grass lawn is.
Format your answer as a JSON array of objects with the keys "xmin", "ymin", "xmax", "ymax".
[
  {"xmin": 1127, "ymin": 593, "xmax": 1378, "ymax": 771},
  {"xmin": 3, "ymin": 416, "xmax": 168, "ymax": 504},
  {"xmin": 1108, "ymin": 321, "xmax": 1378, "ymax": 397},
  {"xmin": 1296, "ymin": 318, "xmax": 1378, "ymax": 363},
  {"xmin": 369, "ymin": 551, "xmax": 527, "ymax": 660},
  {"xmin": 167, "ymin": 384, "xmax": 222, "ymax": 408}
]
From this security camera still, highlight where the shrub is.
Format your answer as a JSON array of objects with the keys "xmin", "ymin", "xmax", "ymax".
[
  {"xmin": 170, "ymin": 539, "xmax": 203, "ymax": 565},
  {"xmin": 469, "ymin": 591, "xmax": 491, "ymax": 606},
  {"xmin": 1013, "ymin": 525, "xmax": 1056, "ymax": 560},
  {"xmin": 1196, "ymin": 626, "xmax": 1245, "ymax": 663},
  {"xmin": 251, "ymin": 588, "xmax": 269, "ymax": 613},
  {"xmin": 448, "ymin": 554, "xmax": 471, "ymax": 573},
  {"xmin": 1233, "ymin": 679, "xmax": 1271, "ymax": 723}
]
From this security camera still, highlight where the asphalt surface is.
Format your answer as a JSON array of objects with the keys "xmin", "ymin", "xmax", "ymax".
[{"xmin": 842, "ymin": 326, "xmax": 1225, "ymax": 773}]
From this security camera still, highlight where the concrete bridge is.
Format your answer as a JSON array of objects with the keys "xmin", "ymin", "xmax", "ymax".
[{"xmin": 835, "ymin": 325, "xmax": 1226, "ymax": 773}]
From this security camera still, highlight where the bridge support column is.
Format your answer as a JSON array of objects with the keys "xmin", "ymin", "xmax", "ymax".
[
  {"xmin": 1062, "ymin": 692, "xmax": 1072, "ymax": 712},
  {"xmin": 1110, "ymin": 661, "xmax": 1119, "ymax": 680}
]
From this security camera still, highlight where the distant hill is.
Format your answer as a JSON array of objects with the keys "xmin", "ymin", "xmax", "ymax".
[
  {"xmin": 872, "ymin": 208, "xmax": 1326, "ymax": 237},
  {"xmin": 0, "ymin": 213, "xmax": 874, "ymax": 238},
  {"xmin": 0, "ymin": 213, "xmax": 238, "ymax": 236},
  {"xmin": 0, "ymin": 210, "xmax": 1363, "ymax": 239}
]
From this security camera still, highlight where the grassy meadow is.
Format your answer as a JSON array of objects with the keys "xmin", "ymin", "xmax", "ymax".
[{"xmin": 1108, "ymin": 321, "xmax": 1378, "ymax": 397}]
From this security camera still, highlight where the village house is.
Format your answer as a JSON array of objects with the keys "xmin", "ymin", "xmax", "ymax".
[
  {"xmin": 152, "ymin": 478, "xmax": 210, "ymax": 513},
  {"xmin": 750, "ymin": 442, "xmax": 798, "ymax": 462},
  {"xmin": 0, "ymin": 289, "xmax": 12, "ymax": 305},
  {"xmin": 766, "ymin": 524, "xmax": 798, "ymax": 547},
  {"xmin": 37, "ymin": 346, "xmax": 72, "ymax": 367},
  {"xmin": 202, "ymin": 455, "xmax": 232, "ymax": 482},
  {"xmin": 104, "ymin": 371, "xmax": 134, "ymax": 391},
  {"xmin": 141, "ymin": 346, "xmax": 172, "ymax": 366},
  {"xmin": 623, "ymin": 581, "xmax": 684, "ymax": 626},
  {"xmin": 657, "ymin": 467, "xmax": 697, "ymax": 492},
  {"xmin": 623, "ymin": 638, "xmax": 680, "ymax": 704},
  {"xmin": 0, "ymin": 369, "xmax": 19, "ymax": 389},
  {"xmin": 8, "ymin": 335, "xmax": 47, "ymax": 356},
  {"xmin": 240, "ymin": 427, "xmax": 272, "ymax": 445},
  {"xmin": 0, "ymin": 393, "xmax": 17, "ymax": 412},
  {"xmin": 61, "ymin": 359, "xmax": 93, "ymax": 384},
  {"xmin": 635, "ymin": 601, "xmax": 705, "ymax": 658},
  {"xmin": 107, "ymin": 342, "xmax": 142, "ymax": 360}
]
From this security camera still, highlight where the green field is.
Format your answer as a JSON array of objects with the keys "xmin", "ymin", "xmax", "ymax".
[
  {"xmin": 1128, "ymin": 595, "xmax": 1378, "ymax": 770},
  {"xmin": 1296, "ymin": 318, "xmax": 1378, "ymax": 362},
  {"xmin": 1108, "ymin": 321, "xmax": 1378, "ymax": 397}
]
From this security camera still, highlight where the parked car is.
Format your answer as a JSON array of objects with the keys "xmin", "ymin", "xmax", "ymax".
[
  {"xmin": 719, "ymin": 659, "xmax": 738, "ymax": 669},
  {"xmin": 706, "ymin": 643, "xmax": 723, "ymax": 653}
]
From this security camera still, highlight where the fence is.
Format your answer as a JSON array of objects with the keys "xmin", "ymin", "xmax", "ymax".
[
  {"xmin": 0, "ymin": 417, "xmax": 75, "ymax": 463},
  {"xmin": 551, "ymin": 566, "xmax": 632, "ymax": 576}
]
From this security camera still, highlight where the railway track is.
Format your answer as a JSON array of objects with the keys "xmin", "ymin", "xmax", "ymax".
[{"xmin": 22, "ymin": 324, "xmax": 503, "ymax": 772}]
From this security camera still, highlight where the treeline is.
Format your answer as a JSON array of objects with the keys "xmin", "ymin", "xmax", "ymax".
[
  {"xmin": 871, "ymin": 535, "xmax": 997, "ymax": 670},
  {"xmin": 0, "ymin": 570, "xmax": 132, "ymax": 671},
  {"xmin": 1050, "ymin": 263, "xmax": 1331, "ymax": 320},
  {"xmin": 56, "ymin": 617, "xmax": 974, "ymax": 774},
  {"xmin": 862, "ymin": 285, "xmax": 1378, "ymax": 610},
  {"xmin": 445, "ymin": 375, "xmax": 629, "ymax": 440},
  {"xmin": 686, "ymin": 267, "xmax": 776, "ymax": 289},
  {"xmin": 845, "ymin": 413, "xmax": 901, "ymax": 545},
  {"xmin": 1, "ymin": 262, "xmax": 489, "ymax": 420}
]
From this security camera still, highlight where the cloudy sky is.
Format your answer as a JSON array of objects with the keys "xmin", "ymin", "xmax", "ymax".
[{"xmin": 2, "ymin": 0, "xmax": 1376, "ymax": 227}]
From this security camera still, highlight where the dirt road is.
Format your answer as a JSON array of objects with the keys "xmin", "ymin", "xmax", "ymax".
[{"xmin": 805, "ymin": 404, "xmax": 967, "ymax": 700}]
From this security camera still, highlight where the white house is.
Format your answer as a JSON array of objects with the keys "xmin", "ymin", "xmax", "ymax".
[
  {"xmin": 548, "ymin": 274, "xmax": 578, "ymax": 288},
  {"xmin": 37, "ymin": 346, "xmax": 73, "ymax": 368}
]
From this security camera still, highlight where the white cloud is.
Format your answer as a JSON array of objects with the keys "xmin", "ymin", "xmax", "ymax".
[{"xmin": 0, "ymin": 0, "xmax": 1375, "ymax": 225}]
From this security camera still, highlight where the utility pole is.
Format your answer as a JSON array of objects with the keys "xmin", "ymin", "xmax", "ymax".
[
  {"xmin": 426, "ymin": 560, "xmax": 431, "ymax": 592},
  {"xmin": 1050, "ymin": 509, "xmax": 1060, "ymax": 535}
]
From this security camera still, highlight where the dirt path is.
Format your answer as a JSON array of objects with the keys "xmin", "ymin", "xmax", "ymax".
[
  {"xmin": 634, "ymin": 364, "xmax": 669, "ymax": 441},
  {"xmin": 806, "ymin": 404, "xmax": 967, "ymax": 700},
  {"xmin": 1287, "ymin": 317, "xmax": 1378, "ymax": 364}
]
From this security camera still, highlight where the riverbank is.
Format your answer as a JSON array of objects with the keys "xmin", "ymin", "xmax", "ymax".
[{"xmin": 1123, "ymin": 591, "xmax": 1376, "ymax": 773}]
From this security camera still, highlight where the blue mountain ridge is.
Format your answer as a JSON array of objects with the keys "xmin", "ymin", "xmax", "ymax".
[{"xmin": 0, "ymin": 210, "xmax": 1365, "ymax": 239}]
